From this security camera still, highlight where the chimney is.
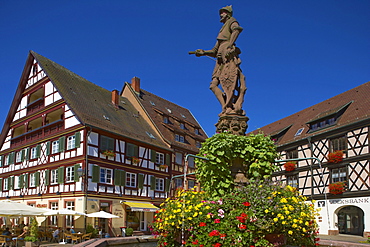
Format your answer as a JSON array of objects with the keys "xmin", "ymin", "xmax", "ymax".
[
  {"xmin": 131, "ymin": 77, "xmax": 141, "ymax": 93},
  {"xmin": 112, "ymin": 89, "xmax": 119, "ymax": 107}
]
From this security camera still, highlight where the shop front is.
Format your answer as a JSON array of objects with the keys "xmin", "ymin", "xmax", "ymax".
[{"xmin": 121, "ymin": 201, "xmax": 159, "ymax": 232}]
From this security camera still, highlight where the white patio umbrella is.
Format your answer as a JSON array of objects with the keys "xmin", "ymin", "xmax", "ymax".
[
  {"xmin": 0, "ymin": 199, "xmax": 49, "ymax": 216},
  {"xmin": 86, "ymin": 211, "xmax": 120, "ymax": 219}
]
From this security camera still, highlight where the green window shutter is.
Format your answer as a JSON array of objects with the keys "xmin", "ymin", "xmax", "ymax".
[
  {"xmin": 100, "ymin": 136, "xmax": 114, "ymax": 151},
  {"xmin": 108, "ymin": 138, "xmax": 114, "ymax": 151},
  {"xmin": 58, "ymin": 136, "xmax": 66, "ymax": 152},
  {"xmin": 150, "ymin": 150, "xmax": 156, "ymax": 163},
  {"xmin": 150, "ymin": 176, "xmax": 156, "ymax": 190},
  {"xmin": 75, "ymin": 132, "xmax": 81, "ymax": 148},
  {"xmin": 121, "ymin": 171, "xmax": 126, "ymax": 186},
  {"xmin": 92, "ymin": 165, "xmax": 100, "ymax": 183},
  {"xmin": 35, "ymin": 172, "xmax": 40, "ymax": 187},
  {"xmin": 0, "ymin": 155, "xmax": 3, "ymax": 167},
  {"xmin": 25, "ymin": 148, "xmax": 30, "ymax": 161},
  {"xmin": 58, "ymin": 167, "xmax": 65, "ymax": 184},
  {"xmin": 114, "ymin": 170, "xmax": 121, "ymax": 186},
  {"xmin": 166, "ymin": 154, "xmax": 171, "ymax": 166},
  {"xmin": 126, "ymin": 143, "xmax": 134, "ymax": 157},
  {"xmin": 134, "ymin": 145, "xmax": 139, "ymax": 157},
  {"xmin": 9, "ymin": 152, "xmax": 15, "ymax": 165},
  {"xmin": 36, "ymin": 145, "xmax": 41, "ymax": 158},
  {"xmin": 24, "ymin": 174, "xmax": 29, "ymax": 188},
  {"xmin": 18, "ymin": 175, "xmax": 23, "ymax": 188},
  {"xmin": 46, "ymin": 142, "xmax": 51, "ymax": 156},
  {"xmin": 9, "ymin": 177, "xmax": 14, "ymax": 190},
  {"xmin": 21, "ymin": 150, "xmax": 25, "ymax": 162},
  {"xmin": 165, "ymin": 178, "xmax": 170, "ymax": 192},
  {"xmin": 74, "ymin": 164, "xmax": 81, "ymax": 182},
  {"xmin": 138, "ymin": 174, "xmax": 144, "ymax": 189},
  {"xmin": 0, "ymin": 178, "xmax": 2, "ymax": 191},
  {"xmin": 45, "ymin": 170, "xmax": 50, "ymax": 186}
]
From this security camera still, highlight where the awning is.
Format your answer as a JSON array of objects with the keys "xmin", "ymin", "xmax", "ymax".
[{"xmin": 122, "ymin": 201, "xmax": 159, "ymax": 212}]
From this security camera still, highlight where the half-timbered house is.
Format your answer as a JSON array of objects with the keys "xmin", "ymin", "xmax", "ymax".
[
  {"xmin": 253, "ymin": 81, "xmax": 370, "ymax": 237},
  {"xmin": 0, "ymin": 51, "xmax": 206, "ymax": 236}
]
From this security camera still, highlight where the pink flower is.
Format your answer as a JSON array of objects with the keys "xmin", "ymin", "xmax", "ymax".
[{"xmin": 214, "ymin": 218, "xmax": 221, "ymax": 223}]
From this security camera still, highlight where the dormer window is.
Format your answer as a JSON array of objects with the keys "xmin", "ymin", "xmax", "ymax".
[
  {"xmin": 180, "ymin": 123, "xmax": 185, "ymax": 130},
  {"xmin": 163, "ymin": 116, "xmax": 169, "ymax": 124}
]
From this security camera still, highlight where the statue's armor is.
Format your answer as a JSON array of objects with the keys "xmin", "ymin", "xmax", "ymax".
[{"xmin": 217, "ymin": 17, "xmax": 241, "ymax": 41}]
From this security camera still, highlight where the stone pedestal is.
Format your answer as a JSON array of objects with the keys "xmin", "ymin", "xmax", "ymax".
[{"xmin": 215, "ymin": 115, "xmax": 249, "ymax": 136}]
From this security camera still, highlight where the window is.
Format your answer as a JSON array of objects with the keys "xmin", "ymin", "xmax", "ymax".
[
  {"xmin": 30, "ymin": 173, "xmax": 36, "ymax": 187},
  {"xmin": 50, "ymin": 202, "xmax": 58, "ymax": 225},
  {"xmin": 156, "ymin": 152, "xmax": 165, "ymax": 165},
  {"xmin": 66, "ymin": 166, "xmax": 75, "ymax": 182},
  {"xmin": 30, "ymin": 147, "xmax": 37, "ymax": 159},
  {"xmin": 16, "ymin": 151, "xmax": 22, "ymax": 163},
  {"xmin": 51, "ymin": 170, "xmax": 58, "ymax": 184},
  {"xmin": 155, "ymin": 178, "xmax": 164, "ymax": 191},
  {"xmin": 175, "ymin": 152, "xmax": 183, "ymax": 165},
  {"xmin": 287, "ymin": 175, "xmax": 299, "ymax": 188},
  {"xmin": 65, "ymin": 201, "xmax": 75, "ymax": 227},
  {"xmin": 286, "ymin": 149, "xmax": 298, "ymax": 159},
  {"xmin": 330, "ymin": 136, "xmax": 347, "ymax": 152},
  {"xmin": 52, "ymin": 140, "xmax": 59, "ymax": 154},
  {"xmin": 195, "ymin": 129, "xmax": 200, "ymax": 135},
  {"xmin": 180, "ymin": 123, "xmax": 185, "ymax": 130},
  {"xmin": 188, "ymin": 180, "xmax": 195, "ymax": 189},
  {"xmin": 126, "ymin": 172, "xmax": 137, "ymax": 187},
  {"xmin": 100, "ymin": 168, "xmax": 113, "ymax": 184},
  {"xmin": 100, "ymin": 135, "xmax": 114, "ymax": 152},
  {"xmin": 126, "ymin": 143, "xmax": 138, "ymax": 158},
  {"xmin": 196, "ymin": 141, "xmax": 201, "ymax": 148},
  {"xmin": 4, "ymin": 178, "xmax": 8, "ymax": 190},
  {"xmin": 188, "ymin": 156, "xmax": 195, "ymax": 168},
  {"xmin": 295, "ymin": 128, "xmax": 304, "ymax": 136},
  {"xmin": 175, "ymin": 134, "xmax": 185, "ymax": 143},
  {"xmin": 4, "ymin": 155, "xmax": 9, "ymax": 166},
  {"xmin": 67, "ymin": 135, "xmax": 75, "ymax": 150},
  {"xmin": 175, "ymin": 178, "xmax": 183, "ymax": 189},
  {"xmin": 331, "ymin": 167, "xmax": 347, "ymax": 183},
  {"xmin": 163, "ymin": 116, "xmax": 169, "ymax": 124}
]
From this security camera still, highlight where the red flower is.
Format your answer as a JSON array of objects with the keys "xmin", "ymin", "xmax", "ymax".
[
  {"xmin": 329, "ymin": 182, "xmax": 346, "ymax": 195},
  {"xmin": 283, "ymin": 162, "xmax": 296, "ymax": 172},
  {"xmin": 327, "ymin": 150, "xmax": 344, "ymax": 163},
  {"xmin": 243, "ymin": 201, "xmax": 251, "ymax": 207},
  {"xmin": 214, "ymin": 218, "xmax": 221, "ymax": 223},
  {"xmin": 220, "ymin": 233, "xmax": 226, "ymax": 239},
  {"xmin": 239, "ymin": 224, "xmax": 247, "ymax": 230},
  {"xmin": 200, "ymin": 245, "xmax": 204, "ymax": 247},
  {"xmin": 209, "ymin": 230, "xmax": 220, "ymax": 237},
  {"xmin": 192, "ymin": 240, "xmax": 199, "ymax": 245},
  {"xmin": 199, "ymin": 222, "xmax": 206, "ymax": 227},
  {"xmin": 213, "ymin": 243, "xmax": 222, "ymax": 247}
]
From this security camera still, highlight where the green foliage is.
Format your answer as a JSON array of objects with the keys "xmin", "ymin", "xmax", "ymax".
[
  {"xmin": 86, "ymin": 224, "xmax": 98, "ymax": 237},
  {"xmin": 125, "ymin": 227, "xmax": 134, "ymax": 236},
  {"xmin": 196, "ymin": 132, "xmax": 279, "ymax": 196},
  {"xmin": 25, "ymin": 217, "xmax": 38, "ymax": 242}
]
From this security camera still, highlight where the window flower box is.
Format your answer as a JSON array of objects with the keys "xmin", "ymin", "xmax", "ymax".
[
  {"xmin": 101, "ymin": 150, "xmax": 115, "ymax": 157},
  {"xmin": 327, "ymin": 150, "xmax": 344, "ymax": 163},
  {"xmin": 132, "ymin": 157, "xmax": 140, "ymax": 164},
  {"xmin": 329, "ymin": 181, "xmax": 346, "ymax": 195},
  {"xmin": 283, "ymin": 162, "xmax": 296, "ymax": 172},
  {"xmin": 159, "ymin": 164, "xmax": 168, "ymax": 170}
]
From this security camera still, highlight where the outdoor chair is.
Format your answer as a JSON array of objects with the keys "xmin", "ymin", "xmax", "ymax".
[
  {"xmin": 81, "ymin": 233, "xmax": 92, "ymax": 241},
  {"xmin": 64, "ymin": 233, "xmax": 80, "ymax": 244},
  {"xmin": 0, "ymin": 236, "xmax": 7, "ymax": 246},
  {"xmin": 45, "ymin": 231, "xmax": 53, "ymax": 242}
]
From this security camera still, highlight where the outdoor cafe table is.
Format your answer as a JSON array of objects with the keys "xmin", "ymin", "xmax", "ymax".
[{"xmin": 72, "ymin": 232, "xmax": 84, "ymax": 242}]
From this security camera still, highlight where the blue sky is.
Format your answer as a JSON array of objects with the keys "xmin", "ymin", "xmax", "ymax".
[{"xmin": 1, "ymin": 0, "xmax": 369, "ymax": 137}]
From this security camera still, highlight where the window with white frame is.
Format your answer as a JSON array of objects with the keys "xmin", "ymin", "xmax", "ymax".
[
  {"xmin": 330, "ymin": 136, "xmax": 347, "ymax": 152},
  {"xmin": 16, "ymin": 151, "xmax": 22, "ymax": 163},
  {"xmin": 67, "ymin": 135, "xmax": 76, "ymax": 150},
  {"xmin": 51, "ymin": 169, "xmax": 58, "ymax": 184},
  {"xmin": 30, "ymin": 173, "xmax": 36, "ymax": 187},
  {"xmin": 331, "ymin": 167, "xmax": 347, "ymax": 183},
  {"xmin": 100, "ymin": 168, "xmax": 113, "ymax": 184},
  {"xmin": 30, "ymin": 147, "xmax": 37, "ymax": 159},
  {"xmin": 52, "ymin": 140, "xmax": 59, "ymax": 154},
  {"xmin": 156, "ymin": 152, "xmax": 165, "ymax": 165},
  {"xmin": 4, "ymin": 178, "xmax": 8, "ymax": 190},
  {"xmin": 126, "ymin": 172, "xmax": 136, "ymax": 187},
  {"xmin": 4, "ymin": 155, "xmax": 8, "ymax": 166},
  {"xmin": 65, "ymin": 201, "xmax": 75, "ymax": 227},
  {"xmin": 66, "ymin": 166, "xmax": 74, "ymax": 182},
  {"xmin": 50, "ymin": 202, "xmax": 58, "ymax": 225},
  {"xmin": 155, "ymin": 178, "xmax": 164, "ymax": 191},
  {"xmin": 287, "ymin": 175, "xmax": 299, "ymax": 188}
]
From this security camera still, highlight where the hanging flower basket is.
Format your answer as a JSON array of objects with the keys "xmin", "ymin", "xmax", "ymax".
[
  {"xmin": 329, "ymin": 181, "xmax": 346, "ymax": 195},
  {"xmin": 327, "ymin": 150, "xmax": 344, "ymax": 163},
  {"xmin": 101, "ymin": 150, "xmax": 115, "ymax": 157},
  {"xmin": 283, "ymin": 162, "xmax": 296, "ymax": 172},
  {"xmin": 132, "ymin": 157, "xmax": 140, "ymax": 164}
]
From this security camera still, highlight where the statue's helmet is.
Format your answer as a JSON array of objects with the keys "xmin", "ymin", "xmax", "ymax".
[{"xmin": 219, "ymin": 5, "xmax": 233, "ymax": 16}]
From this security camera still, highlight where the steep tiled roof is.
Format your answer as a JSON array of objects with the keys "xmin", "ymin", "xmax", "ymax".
[
  {"xmin": 31, "ymin": 51, "xmax": 169, "ymax": 150},
  {"xmin": 252, "ymin": 82, "xmax": 370, "ymax": 146},
  {"xmin": 134, "ymin": 87, "xmax": 208, "ymax": 152}
]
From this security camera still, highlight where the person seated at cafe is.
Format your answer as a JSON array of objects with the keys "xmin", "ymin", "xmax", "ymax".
[
  {"xmin": 12, "ymin": 225, "xmax": 28, "ymax": 241},
  {"xmin": 52, "ymin": 227, "xmax": 61, "ymax": 242},
  {"xmin": 69, "ymin": 226, "xmax": 75, "ymax": 234},
  {"xmin": 2, "ymin": 227, "xmax": 11, "ymax": 241}
]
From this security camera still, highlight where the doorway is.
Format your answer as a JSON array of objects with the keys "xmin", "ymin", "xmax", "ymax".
[
  {"xmin": 337, "ymin": 206, "xmax": 364, "ymax": 236},
  {"xmin": 99, "ymin": 202, "xmax": 111, "ymax": 236}
]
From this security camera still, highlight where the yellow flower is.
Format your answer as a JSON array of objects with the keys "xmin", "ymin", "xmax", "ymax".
[
  {"xmin": 280, "ymin": 198, "xmax": 288, "ymax": 203},
  {"xmin": 285, "ymin": 211, "xmax": 290, "ymax": 215},
  {"xmin": 273, "ymin": 218, "xmax": 278, "ymax": 222},
  {"xmin": 288, "ymin": 230, "xmax": 293, "ymax": 235},
  {"xmin": 282, "ymin": 221, "xmax": 286, "ymax": 225},
  {"xmin": 264, "ymin": 209, "xmax": 269, "ymax": 213}
]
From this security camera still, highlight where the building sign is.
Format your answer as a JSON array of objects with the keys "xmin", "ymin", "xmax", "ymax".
[
  {"xmin": 317, "ymin": 201, "xmax": 326, "ymax": 207},
  {"xmin": 329, "ymin": 197, "xmax": 370, "ymax": 205},
  {"xmin": 36, "ymin": 204, "xmax": 47, "ymax": 208}
]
